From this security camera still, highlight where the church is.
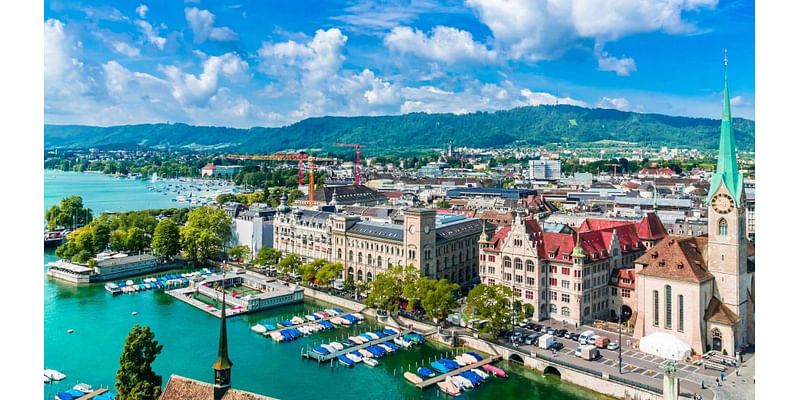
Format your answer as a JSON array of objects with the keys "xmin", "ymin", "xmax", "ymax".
[{"xmin": 633, "ymin": 54, "xmax": 755, "ymax": 356}]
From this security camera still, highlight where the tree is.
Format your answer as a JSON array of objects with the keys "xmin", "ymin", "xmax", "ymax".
[
  {"xmin": 420, "ymin": 279, "xmax": 460, "ymax": 322},
  {"xmin": 522, "ymin": 303, "xmax": 536, "ymax": 319},
  {"xmin": 46, "ymin": 195, "xmax": 93, "ymax": 230},
  {"xmin": 343, "ymin": 275, "xmax": 355, "ymax": 293},
  {"xmin": 435, "ymin": 200, "xmax": 452, "ymax": 209},
  {"xmin": 216, "ymin": 193, "xmax": 239, "ymax": 204},
  {"xmin": 179, "ymin": 207, "xmax": 231, "ymax": 264},
  {"xmin": 227, "ymin": 245, "xmax": 251, "ymax": 263},
  {"xmin": 465, "ymin": 283, "xmax": 513, "ymax": 339},
  {"xmin": 151, "ymin": 219, "xmax": 180, "ymax": 258},
  {"xmin": 125, "ymin": 227, "xmax": 149, "ymax": 253},
  {"xmin": 355, "ymin": 281, "xmax": 370, "ymax": 300},
  {"xmin": 365, "ymin": 265, "xmax": 419, "ymax": 313},
  {"xmin": 299, "ymin": 259, "xmax": 327, "ymax": 284},
  {"xmin": 115, "ymin": 324, "xmax": 163, "ymax": 400},
  {"xmin": 316, "ymin": 262, "xmax": 344, "ymax": 288},
  {"xmin": 253, "ymin": 247, "xmax": 282, "ymax": 267},
  {"xmin": 277, "ymin": 253, "xmax": 302, "ymax": 276}
]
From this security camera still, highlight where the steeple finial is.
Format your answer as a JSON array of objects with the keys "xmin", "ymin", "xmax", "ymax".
[
  {"xmin": 724, "ymin": 48, "xmax": 728, "ymax": 67},
  {"xmin": 571, "ymin": 229, "xmax": 585, "ymax": 259}
]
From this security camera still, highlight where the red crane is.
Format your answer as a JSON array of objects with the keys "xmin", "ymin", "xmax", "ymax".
[{"xmin": 333, "ymin": 143, "xmax": 366, "ymax": 185}]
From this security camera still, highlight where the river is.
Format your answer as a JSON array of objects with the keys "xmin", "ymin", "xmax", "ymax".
[{"xmin": 43, "ymin": 171, "xmax": 609, "ymax": 399}]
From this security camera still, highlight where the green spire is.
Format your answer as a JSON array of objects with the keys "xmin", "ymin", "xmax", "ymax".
[
  {"xmin": 213, "ymin": 267, "xmax": 233, "ymax": 374},
  {"xmin": 708, "ymin": 49, "xmax": 743, "ymax": 207}
]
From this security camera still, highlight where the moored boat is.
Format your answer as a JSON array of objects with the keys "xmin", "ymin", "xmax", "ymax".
[
  {"xmin": 437, "ymin": 380, "xmax": 461, "ymax": 396},
  {"xmin": 403, "ymin": 371, "xmax": 423, "ymax": 384},
  {"xmin": 362, "ymin": 357, "xmax": 378, "ymax": 367},
  {"xmin": 104, "ymin": 282, "xmax": 122, "ymax": 294},
  {"xmin": 337, "ymin": 355, "xmax": 354, "ymax": 367},
  {"xmin": 73, "ymin": 383, "xmax": 93, "ymax": 394},
  {"xmin": 250, "ymin": 324, "xmax": 267, "ymax": 333},
  {"xmin": 417, "ymin": 367, "xmax": 436, "ymax": 378},
  {"xmin": 44, "ymin": 369, "xmax": 66, "ymax": 381}
]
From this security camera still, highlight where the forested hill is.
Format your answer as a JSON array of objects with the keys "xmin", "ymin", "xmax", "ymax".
[{"xmin": 44, "ymin": 105, "xmax": 755, "ymax": 153}]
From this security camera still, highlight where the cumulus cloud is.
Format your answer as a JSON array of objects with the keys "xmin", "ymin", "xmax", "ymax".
[
  {"xmin": 596, "ymin": 96, "xmax": 633, "ymax": 111},
  {"xmin": 136, "ymin": 4, "xmax": 148, "ymax": 19},
  {"xmin": 595, "ymin": 44, "xmax": 636, "ymax": 76},
  {"xmin": 44, "ymin": 19, "xmax": 90, "ymax": 97},
  {"xmin": 519, "ymin": 89, "xmax": 588, "ymax": 107},
  {"xmin": 464, "ymin": 0, "xmax": 717, "ymax": 70},
  {"xmin": 135, "ymin": 20, "xmax": 167, "ymax": 50},
  {"xmin": 159, "ymin": 52, "xmax": 250, "ymax": 106},
  {"xmin": 112, "ymin": 41, "xmax": 141, "ymax": 57},
  {"xmin": 185, "ymin": 7, "xmax": 239, "ymax": 43},
  {"xmin": 384, "ymin": 26, "xmax": 497, "ymax": 64}
]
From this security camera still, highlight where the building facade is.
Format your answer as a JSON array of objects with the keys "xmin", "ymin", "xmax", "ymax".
[{"xmin": 272, "ymin": 195, "xmax": 333, "ymax": 263}]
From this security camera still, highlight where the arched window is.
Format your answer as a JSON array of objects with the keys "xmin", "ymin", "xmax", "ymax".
[
  {"xmin": 653, "ymin": 290, "xmax": 660, "ymax": 326},
  {"xmin": 367, "ymin": 254, "xmax": 372, "ymax": 266},
  {"xmin": 387, "ymin": 258, "xmax": 392, "ymax": 268},
  {"xmin": 514, "ymin": 258, "xmax": 522, "ymax": 270},
  {"xmin": 712, "ymin": 328, "xmax": 722, "ymax": 339},
  {"xmin": 718, "ymin": 219, "xmax": 728, "ymax": 236},
  {"xmin": 337, "ymin": 248, "xmax": 342, "ymax": 260},
  {"xmin": 358, "ymin": 252, "xmax": 363, "ymax": 264},
  {"xmin": 549, "ymin": 304, "xmax": 557, "ymax": 314},
  {"xmin": 377, "ymin": 256, "xmax": 382, "ymax": 268},
  {"xmin": 503, "ymin": 256, "xmax": 511, "ymax": 269},
  {"xmin": 561, "ymin": 306, "xmax": 570, "ymax": 317},
  {"xmin": 347, "ymin": 267, "xmax": 354, "ymax": 279},
  {"xmin": 584, "ymin": 307, "xmax": 590, "ymax": 316},
  {"xmin": 665, "ymin": 285, "xmax": 672, "ymax": 329},
  {"xmin": 349, "ymin": 250, "xmax": 353, "ymax": 261},
  {"xmin": 678, "ymin": 294, "xmax": 684, "ymax": 332},
  {"xmin": 526, "ymin": 260, "xmax": 534, "ymax": 272},
  {"xmin": 357, "ymin": 270, "xmax": 363, "ymax": 281},
  {"xmin": 367, "ymin": 272, "xmax": 373, "ymax": 282}
]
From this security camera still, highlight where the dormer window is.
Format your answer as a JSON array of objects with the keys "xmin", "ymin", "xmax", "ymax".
[{"xmin": 549, "ymin": 252, "xmax": 555, "ymax": 258}]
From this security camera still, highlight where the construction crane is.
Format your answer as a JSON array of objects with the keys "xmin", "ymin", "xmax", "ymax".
[
  {"xmin": 605, "ymin": 163, "xmax": 620, "ymax": 178},
  {"xmin": 333, "ymin": 143, "xmax": 365, "ymax": 185},
  {"xmin": 225, "ymin": 153, "xmax": 337, "ymax": 208}
]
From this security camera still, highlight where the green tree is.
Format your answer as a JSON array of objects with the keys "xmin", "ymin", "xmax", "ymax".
[
  {"xmin": 365, "ymin": 265, "xmax": 419, "ymax": 313},
  {"xmin": 228, "ymin": 245, "xmax": 251, "ymax": 263},
  {"xmin": 421, "ymin": 279, "xmax": 460, "ymax": 322},
  {"xmin": 179, "ymin": 207, "xmax": 231, "ymax": 264},
  {"xmin": 151, "ymin": 219, "xmax": 180, "ymax": 258},
  {"xmin": 355, "ymin": 281, "xmax": 370, "ymax": 300},
  {"xmin": 215, "ymin": 193, "xmax": 239, "ymax": 204},
  {"xmin": 125, "ymin": 227, "xmax": 148, "ymax": 253},
  {"xmin": 115, "ymin": 324, "xmax": 163, "ymax": 400},
  {"xmin": 110, "ymin": 229, "xmax": 127, "ymax": 251},
  {"xmin": 92, "ymin": 222, "xmax": 111, "ymax": 253},
  {"xmin": 277, "ymin": 253, "xmax": 302, "ymax": 276},
  {"xmin": 299, "ymin": 259, "xmax": 327, "ymax": 284},
  {"xmin": 435, "ymin": 200, "xmax": 452, "ymax": 209},
  {"xmin": 465, "ymin": 283, "xmax": 513, "ymax": 339},
  {"xmin": 46, "ymin": 195, "xmax": 93, "ymax": 230},
  {"xmin": 343, "ymin": 275, "xmax": 355, "ymax": 292},
  {"xmin": 522, "ymin": 303, "xmax": 536, "ymax": 319},
  {"xmin": 253, "ymin": 247, "xmax": 282, "ymax": 267},
  {"xmin": 316, "ymin": 262, "xmax": 344, "ymax": 288}
]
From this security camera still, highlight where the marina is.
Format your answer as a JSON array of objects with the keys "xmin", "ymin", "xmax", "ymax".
[{"xmin": 302, "ymin": 328, "xmax": 413, "ymax": 363}]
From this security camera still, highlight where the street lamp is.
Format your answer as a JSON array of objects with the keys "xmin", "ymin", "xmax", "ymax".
[{"xmin": 618, "ymin": 305, "xmax": 623, "ymax": 374}]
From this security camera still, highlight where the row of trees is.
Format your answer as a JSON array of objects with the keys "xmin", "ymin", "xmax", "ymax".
[
  {"xmin": 45, "ymin": 195, "xmax": 93, "ymax": 230},
  {"xmin": 364, "ymin": 265, "xmax": 460, "ymax": 323},
  {"xmin": 215, "ymin": 186, "xmax": 305, "ymax": 208}
]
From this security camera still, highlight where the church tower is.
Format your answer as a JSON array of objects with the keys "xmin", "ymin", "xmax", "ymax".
[
  {"xmin": 212, "ymin": 267, "xmax": 233, "ymax": 400},
  {"xmin": 706, "ymin": 51, "xmax": 749, "ymax": 345}
]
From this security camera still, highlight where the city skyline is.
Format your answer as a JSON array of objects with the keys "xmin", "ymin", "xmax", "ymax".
[{"xmin": 45, "ymin": 1, "xmax": 754, "ymax": 128}]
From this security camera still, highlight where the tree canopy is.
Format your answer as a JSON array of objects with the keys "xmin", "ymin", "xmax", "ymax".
[
  {"xmin": 253, "ymin": 247, "xmax": 282, "ymax": 267},
  {"xmin": 179, "ymin": 206, "xmax": 231, "ymax": 264},
  {"xmin": 465, "ymin": 283, "xmax": 513, "ymax": 339},
  {"xmin": 365, "ymin": 265, "xmax": 419, "ymax": 312},
  {"xmin": 46, "ymin": 196, "xmax": 93, "ymax": 230},
  {"xmin": 151, "ymin": 219, "xmax": 180, "ymax": 258},
  {"xmin": 115, "ymin": 324, "xmax": 163, "ymax": 400}
]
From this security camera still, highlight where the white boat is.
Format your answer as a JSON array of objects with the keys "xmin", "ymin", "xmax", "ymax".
[
  {"xmin": 352, "ymin": 313, "xmax": 364, "ymax": 320},
  {"xmin": 358, "ymin": 349, "xmax": 373, "ymax": 358},
  {"xmin": 452, "ymin": 375, "xmax": 473, "ymax": 389},
  {"xmin": 462, "ymin": 354, "xmax": 478, "ymax": 364},
  {"xmin": 365, "ymin": 332, "xmax": 379, "ymax": 340},
  {"xmin": 74, "ymin": 383, "xmax": 93, "ymax": 394},
  {"xmin": 472, "ymin": 369, "xmax": 489, "ymax": 379},
  {"xmin": 44, "ymin": 369, "xmax": 66, "ymax": 381},
  {"xmin": 250, "ymin": 324, "xmax": 267, "ymax": 334},
  {"xmin": 105, "ymin": 282, "xmax": 121, "ymax": 294},
  {"xmin": 453, "ymin": 355, "xmax": 467, "ymax": 367},
  {"xmin": 346, "ymin": 353, "xmax": 362, "ymax": 363},
  {"xmin": 329, "ymin": 342, "xmax": 344, "ymax": 351},
  {"xmin": 362, "ymin": 357, "xmax": 378, "ymax": 367},
  {"xmin": 321, "ymin": 344, "xmax": 336, "ymax": 353},
  {"xmin": 269, "ymin": 332, "xmax": 284, "ymax": 342},
  {"xmin": 349, "ymin": 336, "xmax": 364, "ymax": 344},
  {"xmin": 404, "ymin": 371, "xmax": 423, "ymax": 384}
]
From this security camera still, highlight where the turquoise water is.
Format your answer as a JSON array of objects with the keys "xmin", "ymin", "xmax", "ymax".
[{"xmin": 43, "ymin": 172, "xmax": 609, "ymax": 399}]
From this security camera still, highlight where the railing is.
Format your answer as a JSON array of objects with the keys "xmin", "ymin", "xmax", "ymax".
[{"xmin": 608, "ymin": 374, "xmax": 663, "ymax": 394}]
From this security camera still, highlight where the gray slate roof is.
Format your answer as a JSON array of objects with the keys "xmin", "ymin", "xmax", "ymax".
[{"xmin": 349, "ymin": 221, "xmax": 404, "ymax": 241}]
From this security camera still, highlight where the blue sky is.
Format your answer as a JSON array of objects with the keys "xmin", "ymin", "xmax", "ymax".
[{"xmin": 44, "ymin": 0, "xmax": 754, "ymax": 128}]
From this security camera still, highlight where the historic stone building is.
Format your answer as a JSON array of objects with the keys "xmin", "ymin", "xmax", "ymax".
[
  {"xmin": 478, "ymin": 213, "xmax": 666, "ymax": 326},
  {"xmin": 272, "ymin": 194, "xmax": 334, "ymax": 263},
  {"xmin": 331, "ymin": 208, "xmax": 484, "ymax": 286},
  {"xmin": 633, "ymin": 58, "xmax": 755, "ymax": 356}
]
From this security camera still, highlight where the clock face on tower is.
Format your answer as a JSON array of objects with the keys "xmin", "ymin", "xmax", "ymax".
[
  {"xmin": 711, "ymin": 193, "xmax": 734, "ymax": 214},
  {"xmin": 424, "ymin": 225, "xmax": 430, "ymax": 235},
  {"xmin": 408, "ymin": 224, "xmax": 416, "ymax": 234}
]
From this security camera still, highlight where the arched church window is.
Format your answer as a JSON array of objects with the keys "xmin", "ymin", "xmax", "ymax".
[{"xmin": 718, "ymin": 219, "xmax": 728, "ymax": 236}]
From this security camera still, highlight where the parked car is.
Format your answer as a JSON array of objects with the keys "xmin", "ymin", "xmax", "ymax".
[
  {"xmin": 524, "ymin": 333, "xmax": 540, "ymax": 345},
  {"xmin": 607, "ymin": 341, "xmax": 620, "ymax": 350},
  {"xmin": 587, "ymin": 335, "xmax": 599, "ymax": 345},
  {"xmin": 594, "ymin": 336, "xmax": 610, "ymax": 348},
  {"xmin": 568, "ymin": 332, "xmax": 580, "ymax": 341},
  {"xmin": 546, "ymin": 327, "xmax": 556, "ymax": 335},
  {"xmin": 579, "ymin": 330, "xmax": 596, "ymax": 345},
  {"xmin": 551, "ymin": 342, "xmax": 564, "ymax": 351},
  {"xmin": 555, "ymin": 329, "xmax": 568, "ymax": 337}
]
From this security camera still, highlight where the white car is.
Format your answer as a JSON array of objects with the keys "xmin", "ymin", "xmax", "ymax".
[{"xmin": 607, "ymin": 341, "xmax": 620, "ymax": 350}]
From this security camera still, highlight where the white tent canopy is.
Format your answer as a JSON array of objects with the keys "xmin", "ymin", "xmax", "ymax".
[{"xmin": 639, "ymin": 332, "xmax": 692, "ymax": 361}]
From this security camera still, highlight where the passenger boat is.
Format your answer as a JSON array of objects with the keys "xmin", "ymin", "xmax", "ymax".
[
  {"xmin": 403, "ymin": 371, "xmax": 423, "ymax": 384},
  {"xmin": 104, "ymin": 283, "xmax": 122, "ymax": 295},
  {"xmin": 362, "ymin": 357, "xmax": 378, "ymax": 367},
  {"xmin": 437, "ymin": 380, "xmax": 461, "ymax": 396}
]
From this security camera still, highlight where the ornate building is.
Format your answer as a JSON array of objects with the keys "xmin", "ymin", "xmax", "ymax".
[
  {"xmin": 633, "ymin": 56, "xmax": 755, "ymax": 356},
  {"xmin": 272, "ymin": 194, "xmax": 334, "ymax": 263}
]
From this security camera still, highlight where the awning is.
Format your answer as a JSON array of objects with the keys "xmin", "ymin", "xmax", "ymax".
[{"xmin": 639, "ymin": 331, "xmax": 692, "ymax": 361}]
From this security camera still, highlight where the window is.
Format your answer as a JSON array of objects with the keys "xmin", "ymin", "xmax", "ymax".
[
  {"xmin": 549, "ymin": 278, "xmax": 557, "ymax": 286},
  {"xmin": 526, "ymin": 277, "xmax": 535, "ymax": 286},
  {"xmin": 561, "ymin": 280, "xmax": 570, "ymax": 289},
  {"xmin": 551, "ymin": 291, "xmax": 557, "ymax": 301},
  {"xmin": 504, "ymin": 256, "xmax": 511, "ymax": 269},
  {"xmin": 377, "ymin": 256, "xmax": 382, "ymax": 268},
  {"xmin": 718, "ymin": 218, "xmax": 728, "ymax": 236},
  {"xmin": 549, "ymin": 304, "xmax": 557, "ymax": 314},
  {"xmin": 514, "ymin": 258, "xmax": 522, "ymax": 270},
  {"xmin": 337, "ymin": 248, "xmax": 342, "ymax": 260},
  {"xmin": 504, "ymin": 273, "xmax": 512, "ymax": 281},
  {"xmin": 514, "ymin": 288, "xmax": 522, "ymax": 298},
  {"xmin": 349, "ymin": 250, "xmax": 353, "ymax": 261},
  {"xmin": 525, "ymin": 290, "xmax": 534, "ymax": 300},
  {"xmin": 515, "ymin": 275, "xmax": 523, "ymax": 283},
  {"xmin": 611, "ymin": 287, "xmax": 617, "ymax": 296},
  {"xmin": 367, "ymin": 272, "xmax": 373, "ymax": 282},
  {"xmin": 561, "ymin": 306, "xmax": 570, "ymax": 317},
  {"xmin": 562, "ymin": 267, "xmax": 571, "ymax": 275},
  {"xmin": 487, "ymin": 278, "xmax": 495, "ymax": 285},
  {"xmin": 526, "ymin": 260, "xmax": 534, "ymax": 272},
  {"xmin": 488, "ymin": 255, "xmax": 495, "ymax": 262},
  {"xmin": 575, "ymin": 282, "xmax": 581, "ymax": 291},
  {"xmin": 561, "ymin": 294, "xmax": 570, "ymax": 303},
  {"xmin": 584, "ymin": 307, "xmax": 590, "ymax": 316},
  {"xmin": 653, "ymin": 290, "xmax": 659, "ymax": 326},
  {"xmin": 488, "ymin": 267, "xmax": 495, "ymax": 274},
  {"xmin": 358, "ymin": 252, "xmax": 363, "ymax": 264},
  {"xmin": 622, "ymin": 289, "xmax": 631, "ymax": 298},
  {"xmin": 357, "ymin": 270, "xmax": 363, "ymax": 281},
  {"xmin": 665, "ymin": 285, "xmax": 672, "ymax": 329},
  {"xmin": 367, "ymin": 254, "xmax": 373, "ymax": 266},
  {"xmin": 550, "ymin": 265, "xmax": 557, "ymax": 273},
  {"xmin": 678, "ymin": 294, "xmax": 684, "ymax": 332}
]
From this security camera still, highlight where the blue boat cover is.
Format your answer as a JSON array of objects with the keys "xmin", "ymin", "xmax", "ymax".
[
  {"xmin": 68, "ymin": 389, "xmax": 86, "ymax": 397},
  {"xmin": 332, "ymin": 307, "xmax": 344, "ymax": 313},
  {"xmin": 466, "ymin": 351, "xmax": 483, "ymax": 361},
  {"xmin": 337, "ymin": 355, "xmax": 354, "ymax": 365},
  {"xmin": 55, "ymin": 393, "xmax": 74, "ymax": 400},
  {"xmin": 342, "ymin": 339, "xmax": 355, "ymax": 346},
  {"xmin": 417, "ymin": 367, "xmax": 435, "ymax": 377},
  {"xmin": 264, "ymin": 324, "xmax": 277, "ymax": 330},
  {"xmin": 430, "ymin": 362, "xmax": 449, "ymax": 373},
  {"xmin": 313, "ymin": 346, "xmax": 329, "ymax": 354}
]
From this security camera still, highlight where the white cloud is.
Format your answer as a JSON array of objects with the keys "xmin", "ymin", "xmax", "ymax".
[
  {"xmin": 44, "ymin": 19, "xmax": 90, "ymax": 97},
  {"xmin": 103, "ymin": 61, "xmax": 133, "ymax": 94},
  {"xmin": 159, "ymin": 52, "xmax": 250, "ymax": 107},
  {"xmin": 596, "ymin": 96, "xmax": 633, "ymax": 111},
  {"xmin": 112, "ymin": 41, "xmax": 141, "ymax": 57},
  {"xmin": 136, "ymin": 4, "xmax": 148, "ymax": 19},
  {"xmin": 595, "ymin": 44, "xmax": 636, "ymax": 76},
  {"xmin": 730, "ymin": 95, "xmax": 749, "ymax": 107},
  {"xmin": 185, "ymin": 7, "xmax": 239, "ymax": 43},
  {"xmin": 135, "ymin": 20, "xmax": 167, "ymax": 50},
  {"xmin": 519, "ymin": 89, "xmax": 588, "ymax": 107},
  {"xmin": 384, "ymin": 26, "xmax": 497, "ymax": 64},
  {"xmin": 259, "ymin": 28, "xmax": 347, "ymax": 84},
  {"xmin": 464, "ymin": 0, "xmax": 717, "ymax": 70}
]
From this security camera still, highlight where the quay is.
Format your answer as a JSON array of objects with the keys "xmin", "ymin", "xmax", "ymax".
[
  {"xmin": 415, "ymin": 355, "xmax": 502, "ymax": 389},
  {"xmin": 302, "ymin": 328, "xmax": 412, "ymax": 363},
  {"xmin": 76, "ymin": 388, "xmax": 109, "ymax": 400}
]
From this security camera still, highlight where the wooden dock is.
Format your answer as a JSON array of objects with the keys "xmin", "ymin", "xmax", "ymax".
[
  {"xmin": 302, "ymin": 329, "xmax": 412, "ymax": 363},
  {"xmin": 415, "ymin": 355, "xmax": 502, "ymax": 389},
  {"xmin": 76, "ymin": 388, "xmax": 109, "ymax": 399},
  {"xmin": 263, "ymin": 312, "xmax": 348, "ymax": 336}
]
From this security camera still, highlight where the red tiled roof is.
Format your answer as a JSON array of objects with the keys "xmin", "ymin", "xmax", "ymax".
[
  {"xmin": 485, "ymin": 225, "xmax": 512, "ymax": 252},
  {"xmin": 611, "ymin": 268, "xmax": 636, "ymax": 289},
  {"xmin": 159, "ymin": 375, "xmax": 276, "ymax": 400},
  {"xmin": 202, "ymin": 163, "xmax": 216, "ymax": 169},
  {"xmin": 635, "ymin": 212, "xmax": 668, "ymax": 240},
  {"xmin": 579, "ymin": 219, "xmax": 630, "ymax": 232},
  {"xmin": 382, "ymin": 190, "xmax": 403, "ymax": 198},
  {"xmin": 704, "ymin": 297, "xmax": 741, "ymax": 325},
  {"xmin": 636, "ymin": 235, "xmax": 714, "ymax": 283}
]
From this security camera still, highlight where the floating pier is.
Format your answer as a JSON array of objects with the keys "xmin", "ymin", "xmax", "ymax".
[
  {"xmin": 302, "ymin": 328, "xmax": 412, "ymax": 363},
  {"xmin": 415, "ymin": 355, "xmax": 502, "ymax": 389}
]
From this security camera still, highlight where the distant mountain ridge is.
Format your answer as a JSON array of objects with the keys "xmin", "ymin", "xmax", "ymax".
[{"xmin": 44, "ymin": 105, "xmax": 755, "ymax": 153}]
